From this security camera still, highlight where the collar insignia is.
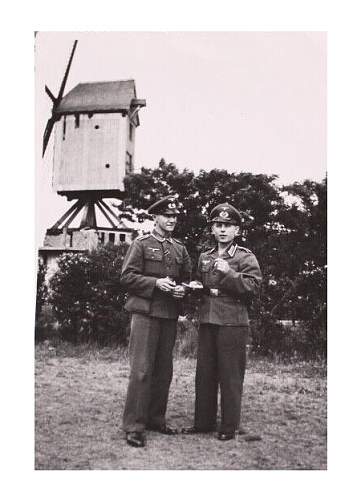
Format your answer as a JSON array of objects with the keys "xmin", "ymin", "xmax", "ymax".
[{"xmin": 228, "ymin": 244, "xmax": 236, "ymax": 257}]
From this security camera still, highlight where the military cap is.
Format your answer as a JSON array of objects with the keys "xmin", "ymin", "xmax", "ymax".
[
  {"xmin": 209, "ymin": 202, "xmax": 243, "ymax": 225},
  {"xmin": 148, "ymin": 195, "xmax": 180, "ymax": 215}
]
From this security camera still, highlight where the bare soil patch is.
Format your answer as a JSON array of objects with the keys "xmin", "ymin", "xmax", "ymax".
[{"xmin": 35, "ymin": 344, "xmax": 326, "ymax": 470}]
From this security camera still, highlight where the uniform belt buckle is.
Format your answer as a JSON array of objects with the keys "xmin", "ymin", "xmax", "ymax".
[{"xmin": 210, "ymin": 288, "xmax": 219, "ymax": 297}]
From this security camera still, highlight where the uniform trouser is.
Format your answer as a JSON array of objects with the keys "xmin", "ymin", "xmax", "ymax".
[
  {"xmin": 123, "ymin": 313, "xmax": 178, "ymax": 432},
  {"xmin": 194, "ymin": 324, "xmax": 248, "ymax": 434}
]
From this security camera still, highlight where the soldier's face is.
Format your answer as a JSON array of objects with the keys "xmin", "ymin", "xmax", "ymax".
[
  {"xmin": 155, "ymin": 213, "xmax": 178, "ymax": 233},
  {"xmin": 212, "ymin": 222, "xmax": 239, "ymax": 244}
]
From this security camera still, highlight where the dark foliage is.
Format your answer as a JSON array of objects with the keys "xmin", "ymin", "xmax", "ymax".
[
  {"xmin": 119, "ymin": 160, "xmax": 327, "ymax": 357},
  {"xmin": 47, "ymin": 244, "xmax": 130, "ymax": 346},
  {"xmin": 35, "ymin": 261, "xmax": 49, "ymax": 341},
  {"xmin": 39, "ymin": 160, "xmax": 326, "ymax": 357}
]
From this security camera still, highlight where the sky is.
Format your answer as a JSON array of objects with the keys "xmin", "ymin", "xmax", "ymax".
[{"xmin": 35, "ymin": 31, "xmax": 326, "ymax": 245}]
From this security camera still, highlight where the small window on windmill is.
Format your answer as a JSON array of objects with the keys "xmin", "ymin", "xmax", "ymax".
[
  {"xmin": 109, "ymin": 233, "xmax": 115, "ymax": 244},
  {"xmin": 62, "ymin": 116, "xmax": 67, "ymax": 140},
  {"xmin": 119, "ymin": 233, "xmax": 125, "ymax": 242},
  {"xmin": 99, "ymin": 232, "xmax": 105, "ymax": 244},
  {"xmin": 126, "ymin": 152, "xmax": 133, "ymax": 174}
]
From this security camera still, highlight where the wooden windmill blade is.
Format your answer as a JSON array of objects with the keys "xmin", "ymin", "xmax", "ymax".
[
  {"xmin": 42, "ymin": 116, "xmax": 57, "ymax": 157},
  {"xmin": 42, "ymin": 40, "xmax": 78, "ymax": 156}
]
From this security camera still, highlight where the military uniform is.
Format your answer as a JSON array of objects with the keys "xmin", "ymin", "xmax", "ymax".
[
  {"xmin": 121, "ymin": 198, "xmax": 191, "ymax": 434},
  {"xmin": 191, "ymin": 203, "xmax": 262, "ymax": 436}
]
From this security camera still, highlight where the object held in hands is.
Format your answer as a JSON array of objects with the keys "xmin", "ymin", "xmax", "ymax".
[
  {"xmin": 182, "ymin": 280, "xmax": 204, "ymax": 290},
  {"xmin": 213, "ymin": 258, "xmax": 230, "ymax": 274},
  {"xmin": 156, "ymin": 276, "xmax": 176, "ymax": 293}
]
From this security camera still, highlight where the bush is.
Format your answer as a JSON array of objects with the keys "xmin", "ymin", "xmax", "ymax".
[
  {"xmin": 35, "ymin": 261, "xmax": 48, "ymax": 318},
  {"xmin": 176, "ymin": 293, "xmax": 326, "ymax": 360},
  {"xmin": 42, "ymin": 238, "xmax": 326, "ymax": 358},
  {"xmin": 35, "ymin": 261, "xmax": 49, "ymax": 341},
  {"xmin": 47, "ymin": 244, "xmax": 130, "ymax": 346},
  {"xmin": 250, "ymin": 313, "xmax": 326, "ymax": 360}
]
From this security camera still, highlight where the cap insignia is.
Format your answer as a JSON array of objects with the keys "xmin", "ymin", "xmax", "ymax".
[{"xmin": 220, "ymin": 210, "xmax": 230, "ymax": 219}]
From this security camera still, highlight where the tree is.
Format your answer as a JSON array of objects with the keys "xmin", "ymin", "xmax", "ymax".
[
  {"xmin": 117, "ymin": 160, "xmax": 327, "ymax": 357},
  {"xmin": 45, "ymin": 160, "xmax": 326, "ymax": 356},
  {"xmin": 119, "ymin": 159, "xmax": 286, "ymax": 271}
]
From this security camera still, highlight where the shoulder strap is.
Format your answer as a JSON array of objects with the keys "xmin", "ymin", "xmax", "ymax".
[{"xmin": 236, "ymin": 245, "xmax": 253, "ymax": 254}]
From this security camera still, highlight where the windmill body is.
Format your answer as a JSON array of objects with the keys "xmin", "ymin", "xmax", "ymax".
[
  {"xmin": 52, "ymin": 80, "xmax": 143, "ymax": 199},
  {"xmin": 39, "ymin": 42, "xmax": 147, "ymax": 275}
]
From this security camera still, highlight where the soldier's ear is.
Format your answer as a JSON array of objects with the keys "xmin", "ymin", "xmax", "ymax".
[{"xmin": 234, "ymin": 226, "xmax": 240, "ymax": 236}]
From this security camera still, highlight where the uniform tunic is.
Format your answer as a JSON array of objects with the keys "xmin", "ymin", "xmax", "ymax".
[
  {"xmin": 121, "ymin": 231, "xmax": 191, "ymax": 432},
  {"xmin": 194, "ymin": 242, "xmax": 262, "ymax": 433},
  {"xmin": 198, "ymin": 243, "xmax": 262, "ymax": 325}
]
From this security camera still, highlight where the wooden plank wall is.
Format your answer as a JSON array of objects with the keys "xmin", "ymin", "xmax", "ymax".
[{"xmin": 53, "ymin": 113, "xmax": 127, "ymax": 192}]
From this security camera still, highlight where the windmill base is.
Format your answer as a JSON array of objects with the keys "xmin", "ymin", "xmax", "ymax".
[{"xmin": 41, "ymin": 197, "xmax": 134, "ymax": 252}]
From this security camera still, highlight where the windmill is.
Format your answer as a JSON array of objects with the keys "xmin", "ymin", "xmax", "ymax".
[{"xmin": 41, "ymin": 40, "xmax": 146, "ymax": 250}]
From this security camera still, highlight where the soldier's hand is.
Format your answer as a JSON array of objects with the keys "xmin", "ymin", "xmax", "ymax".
[
  {"xmin": 171, "ymin": 285, "xmax": 186, "ymax": 299},
  {"xmin": 214, "ymin": 258, "xmax": 230, "ymax": 274},
  {"xmin": 156, "ymin": 277, "xmax": 176, "ymax": 293}
]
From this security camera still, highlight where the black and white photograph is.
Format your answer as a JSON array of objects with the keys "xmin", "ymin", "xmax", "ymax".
[{"xmin": 34, "ymin": 30, "xmax": 327, "ymax": 471}]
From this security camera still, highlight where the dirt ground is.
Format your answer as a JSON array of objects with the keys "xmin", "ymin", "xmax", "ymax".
[{"xmin": 35, "ymin": 343, "xmax": 327, "ymax": 470}]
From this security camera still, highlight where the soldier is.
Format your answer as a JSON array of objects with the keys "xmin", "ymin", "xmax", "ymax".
[
  {"xmin": 121, "ymin": 195, "xmax": 192, "ymax": 448},
  {"xmin": 182, "ymin": 203, "xmax": 262, "ymax": 441}
]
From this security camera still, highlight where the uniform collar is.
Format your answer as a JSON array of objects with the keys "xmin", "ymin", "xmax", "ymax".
[
  {"xmin": 209, "ymin": 242, "xmax": 237, "ymax": 258},
  {"xmin": 152, "ymin": 229, "xmax": 173, "ymax": 244},
  {"xmin": 227, "ymin": 243, "xmax": 237, "ymax": 257}
]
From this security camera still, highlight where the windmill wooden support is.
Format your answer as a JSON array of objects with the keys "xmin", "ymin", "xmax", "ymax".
[
  {"xmin": 48, "ymin": 197, "xmax": 121, "ymax": 232},
  {"xmin": 41, "ymin": 40, "xmax": 146, "ymax": 249}
]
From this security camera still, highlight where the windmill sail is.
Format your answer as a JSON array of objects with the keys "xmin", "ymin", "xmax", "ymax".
[{"xmin": 42, "ymin": 40, "xmax": 78, "ymax": 157}]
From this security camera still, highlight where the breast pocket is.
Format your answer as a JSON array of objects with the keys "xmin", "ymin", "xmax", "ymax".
[
  {"xmin": 200, "ymin": 259, "xmax": 213, "ymax": 286},
  {"xmin": 144, "ymin": 248, "xmax": 163, "ymax": 275},
  {"xmin": 174, "ymin": 255, "xmax": 183, "ymax": 278},
  {"xmin": 200, "ymin": 259, "xmax": 212, "ymax": 273}
]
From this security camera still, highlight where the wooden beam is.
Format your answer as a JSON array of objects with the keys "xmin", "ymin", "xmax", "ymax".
[
  {"xmin": 50, "ymin": 200, "xmax": 83, "ymax": 230},
  {"xmin": 63, "ymin": 202, "xmax": 84, "ymax": 228},
  {"xmin": 95, "ymin": 201, "xmax": 117, "ymax": 228},
  {"xmin": 98, "ymin": 199, "xmax": 121, "ymax": 224}
]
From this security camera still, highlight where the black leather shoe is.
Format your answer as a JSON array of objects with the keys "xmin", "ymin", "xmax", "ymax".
[
  {"xmin": 181, "ymin": 426, "xmax": 214, "ymax": 434},
  {"xmin": 146, "ymin": 425, "xmax": 178, "ymax": 435},
  {"xmin": 126, "ymin": 432, "xmax": 145, "ymax": 447},
  {"xmin": 217, "ymin": 432, "xmax": 235, "ymax": 441}
]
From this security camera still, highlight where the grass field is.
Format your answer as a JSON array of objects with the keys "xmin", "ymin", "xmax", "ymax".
[{"xmin": 35, "ymin": 342, "xmax": 327, "ymax": 470}]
